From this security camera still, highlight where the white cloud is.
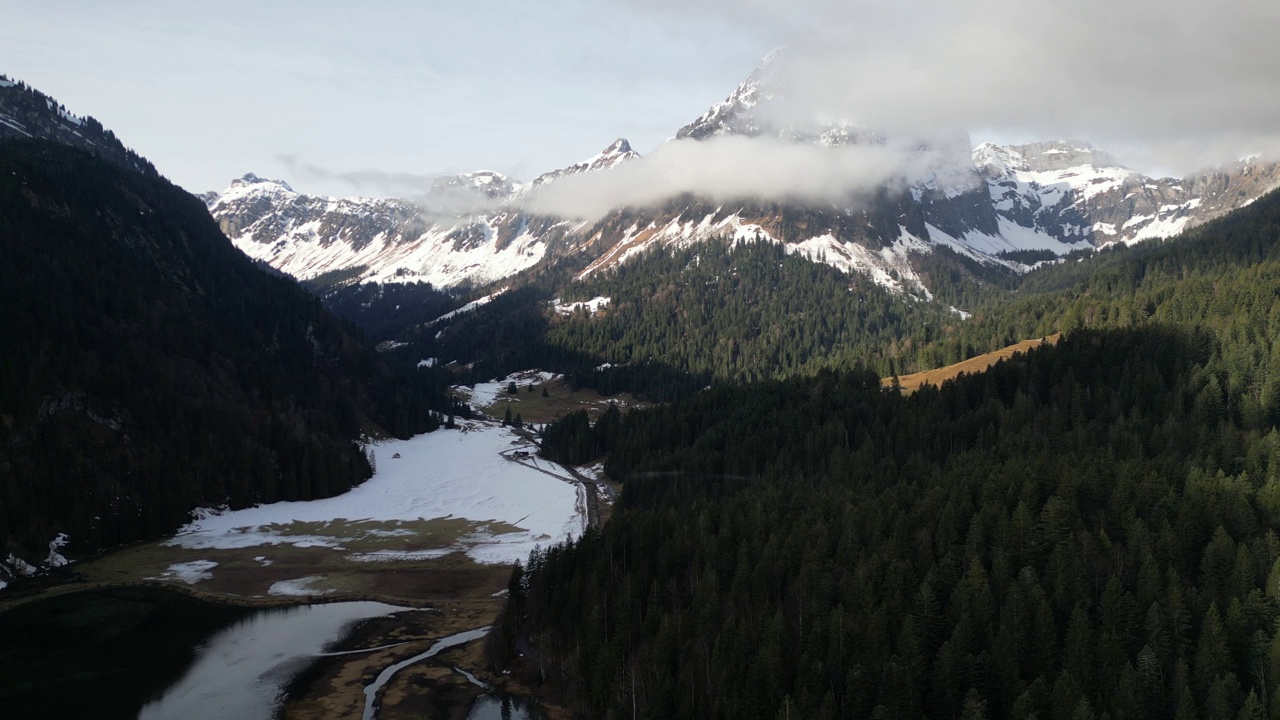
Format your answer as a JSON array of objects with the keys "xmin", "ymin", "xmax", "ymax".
[
  {"xmin": 523, "ymin": 134, "xmax": 973, "ymax": 219},
  {"xmin": 626, "ymin": 0, "xmax": 1280, "ymax": 174}
]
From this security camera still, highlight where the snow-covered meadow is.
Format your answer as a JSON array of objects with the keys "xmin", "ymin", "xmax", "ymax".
[
  {"xmin": 168, "ymin": 422, "xmax": 585, "ymax": 567},
  {"xmin": 454, "ymin": 370, "xmax": 560, "ymax": 410}
]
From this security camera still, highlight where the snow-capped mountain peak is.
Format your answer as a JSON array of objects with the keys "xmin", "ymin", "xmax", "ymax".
[
  {"xmin": 528, "ymin": 138, "xmax": 641, "ymax": 189},
  {"xmin": 202, "ymin": 50, "xmax": 1280, "ymax": 300},
  {"xmin": 581, "ymin": 138, "xmax": 638, "ymax": 171},
  {"xmin": 974, "ymin": 139, "xmax": 1280, "ymax": 247},
  {"xmin": 674, "ymin": 49, "xmax": 793, "ymax": 141},
  {"xmin": 231, "ymin": 172, "xmax": 295, "ymax": 193}
]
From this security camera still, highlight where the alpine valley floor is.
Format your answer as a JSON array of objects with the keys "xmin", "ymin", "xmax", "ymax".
[{"xmin": 0, "ymin": 392, "xmax": 601, "ymax": 719}]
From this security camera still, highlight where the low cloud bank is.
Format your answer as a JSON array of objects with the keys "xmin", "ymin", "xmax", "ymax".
[{"xmin": 523, "ymin": 134, "xmax": 974, "ymax": 219}]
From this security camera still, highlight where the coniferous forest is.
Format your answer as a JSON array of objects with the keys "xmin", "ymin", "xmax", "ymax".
[
  {"xmin": 504, "ymin": 190, "xmax": 1280, "ymax": 719},
  {"xmin": 7, "ymin": 17, "xmax": 1280, "ymax": 720},
  {"xmin": 4, "ymin": 90, "xmax": 1280, "ymax": 720}
]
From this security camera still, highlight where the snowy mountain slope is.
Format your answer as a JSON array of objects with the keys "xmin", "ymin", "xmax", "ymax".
[
  {"xmin": 208, "ymin": 173, "xmax": 564, "ymax": 288},
  {"xmin": 207, "ymin": 136, "xmax": 647, "ymax": 289},
  {"xmin": 976, "ymin": 141, "xmax": 1280, "ymax": 247},
  {"xmin": 207, "ymin": 52, "xmax": 1280, "ymax": 299}
]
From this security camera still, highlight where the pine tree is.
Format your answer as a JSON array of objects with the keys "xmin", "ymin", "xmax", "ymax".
[
  {"xmin": 960, "ymin": 689, "xmax": 988, "ymax": 720},
  {"xmin": 1239, "ymin": 690, "xmax": 1264, "ymax": 720}
]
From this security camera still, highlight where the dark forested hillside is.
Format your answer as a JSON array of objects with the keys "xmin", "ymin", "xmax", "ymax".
[
  {"xmin": 0, "ymin": 77, "xmax": 156, "ymax": 177},
  {"xmin": 510, "ymin": 329, "xmax": 1280, "ymax": 720},
  {"xmin": 504, "ymin": 188, "xmax": 1280, "ymax": 719},
  {"xmin": 549, "ymin": 243, "xmax": 963, "ymax": 383},
  {"xmin": 426, "ymin": 243, "xmax": 968, "ymax": 401},
  {"xmin": 0, "ymin": 140, "xmax": 465, "ymax": 566},
  {"xmin": 428, "ymin": 188, "xmax": 1280, "ymax": 407},
  {"xmin": 303, "ymin": 276, "xmax": 459, "ymax": 345}
]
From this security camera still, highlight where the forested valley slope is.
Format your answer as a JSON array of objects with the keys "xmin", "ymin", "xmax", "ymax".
[
  {"xmin": 0, "ymin": 140, "xmax": 466, "ymax": 579},
  {"xmin": 498, "ymin": 186, "xmax": 1280, "ymax": 720}
]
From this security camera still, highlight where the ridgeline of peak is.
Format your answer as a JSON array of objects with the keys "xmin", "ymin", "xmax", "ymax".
[
  {"xmin": 604, "ymin": 138, "xmax": 632, "ymax": 155},
  {"xmin": 675, "ymin": 51, "xmax": 785, "ymax": 141},
  {"xmin": 976, "ymin": 140, "xmax": 1126, "ymax": 175},
  {"xmin": 0, "ymin": 74, "xmax": 156, "ymax": 176},
  {"xmin": 528, "ymin": 138, "xmax": 641, "ymax": 189},
  {"xmin": 674, "ymin": 48, "xmax": 889, "ymax": 148},
  {"xmin": 232, "ymin": 173, "xmax": 295, "ymax": 192}
]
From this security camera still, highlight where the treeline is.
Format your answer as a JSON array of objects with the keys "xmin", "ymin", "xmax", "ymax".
[
  {"xmin": 509, "ymin": 328, "xmax": 1280, "ymax": 720},
  {"xmin": 0, "ymin": 141, "xmax": 466, "ymax": 562},
  {"xmin": 0, "ymin": 78, "xmax": 156, "ymax": 176}
]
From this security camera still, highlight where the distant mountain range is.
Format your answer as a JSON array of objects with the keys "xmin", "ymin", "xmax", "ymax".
[
  {"xmin": 3, "ymin": 59, "xmax": 1276, "ymax": 302},
  {"xmin": 195, "ymin": 53, "xmax": 1280, "ymax": 297}
]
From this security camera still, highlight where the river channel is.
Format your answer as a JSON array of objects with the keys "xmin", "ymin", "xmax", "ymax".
[{"xmin": 0, "ymin": 586, "xmax": 543, "ymax": 719}]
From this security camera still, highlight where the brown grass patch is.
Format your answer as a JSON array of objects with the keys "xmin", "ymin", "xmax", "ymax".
[
  {"xmin": 69, "ymin": 517, "xmax": 524, "ymax": 600},
  {"xmin": 885, "ymin": 333, "xmax": 1061, "ymax": 394}
]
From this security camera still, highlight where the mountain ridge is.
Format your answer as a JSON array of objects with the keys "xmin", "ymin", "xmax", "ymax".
[{"xmin": 205, "ymin": 52, "xmax": 1280, "ymax": 298}]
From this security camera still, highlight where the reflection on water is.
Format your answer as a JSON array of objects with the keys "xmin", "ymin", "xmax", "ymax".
[
  {"xmin": 0, "ymin": 587, "xmax": 250, "ymax": 719},
  {"xmin": 467, "ymin": 694, "xmax": 547, "ymax": 720},
  {"xmin": 139, "ymin": 601, "xmax": 399, "ymax": 720},
  {"xmin": 0, "ymin": 588, "xmax": 546, "ymax": 720}
]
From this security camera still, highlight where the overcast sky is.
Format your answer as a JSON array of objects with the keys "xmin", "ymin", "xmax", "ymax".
[
  {"xmin": 0, "ymin": 0, "xmax": 770, "ymax": 195},
  {"xmin": 3, "ymin": 0, "xmax": 1276, "ymax": 198}
]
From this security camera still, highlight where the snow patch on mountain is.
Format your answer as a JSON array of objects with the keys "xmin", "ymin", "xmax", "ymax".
[
  {"xmin": 553, "ymin": 296, "xmax": 611, "ymax": 316},
  {"xmin": 425, "ymin": 288, "xmax": 506, "ymax": 327},
  {"xmin": 231, "ymin": 217, "xmax": 548, "ymax": 288},
  {"xmin": 786, "ymin": 231, "xmax": 933, "ymax": 299},
  {"xmin": 45, "ymin": 533, "xmax": 70, "ymax": 568},
  {"xmin": 577, "ymin": 211, "xmax": 781, "ymax": 279}
]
